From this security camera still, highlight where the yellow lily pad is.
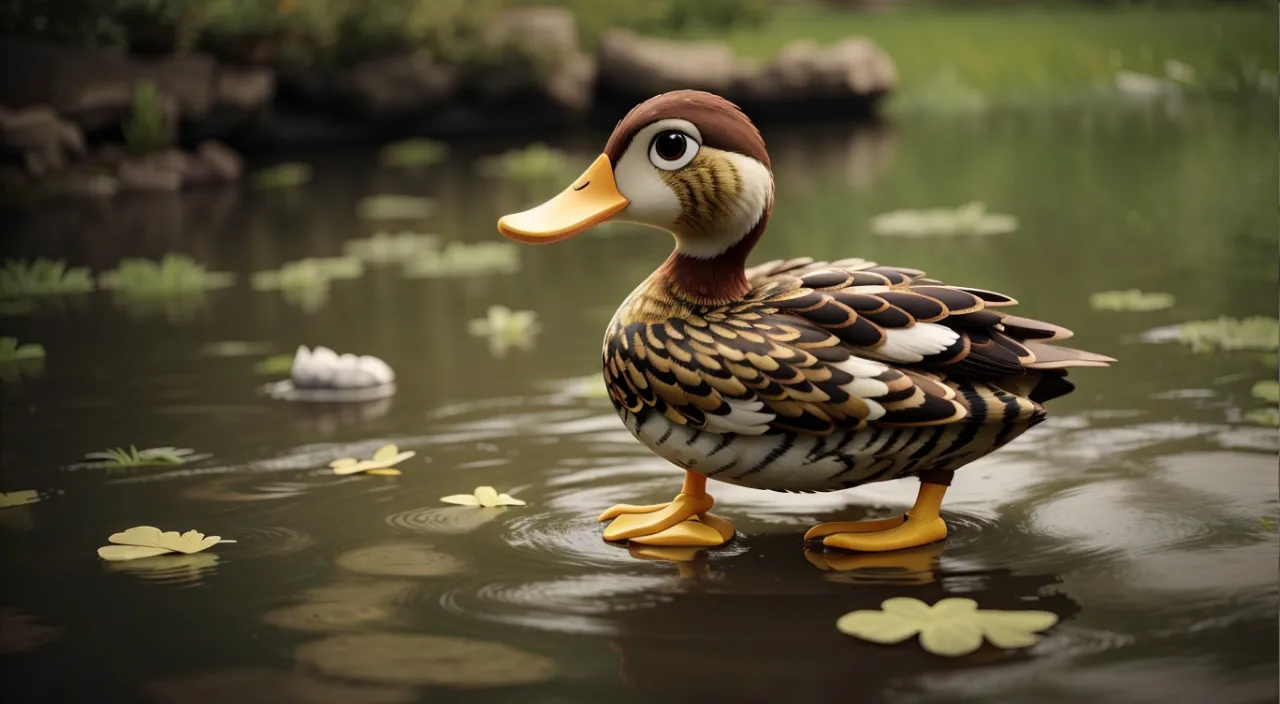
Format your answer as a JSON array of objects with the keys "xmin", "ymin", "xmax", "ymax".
[
  {"xmin": 329, "ymin": 444, "xmax": 415, "ymax": 476},
  {"xmin": 440, "ymin": 485, "xmax": 527, "ymax": 508},
  {"xmin": 0, "ymin": 490, "xmax": 40, "ymax": 509},
  {"xmin": 837, "ymin": 597, "xmax": 1058, "ymax": 657},
  {"xmin": 97, "ymin": 525, "xmax": 232, "ymax": 561}
]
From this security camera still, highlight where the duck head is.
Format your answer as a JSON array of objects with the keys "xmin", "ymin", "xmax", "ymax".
[{"xmin": 497, "ymin": 90, "xmax": 773, "ymax": 304}]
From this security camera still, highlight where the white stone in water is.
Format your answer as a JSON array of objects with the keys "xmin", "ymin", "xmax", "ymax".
[{"xmin": 290, "ymin": 346, "xmax": 394, "ymax": 390}]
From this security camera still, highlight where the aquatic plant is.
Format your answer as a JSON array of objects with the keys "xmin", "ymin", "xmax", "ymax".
[
  {"xmin": 199, "ymin": 341, "xmax": 273, "ymax": 358},
  {"xmin": 0, "ymin": 490, "xmax": 41, "ymax": 509},
  {"xmin": 0, "ymin": 258, "xmax": 95, "ymax": 299},
  {"xmin": 98, "ymin": 254, "xmax": 235, "ymax": 295},
  {"xmin": 253, "ymin": 353, "xmax": 295, "ymax": 376},
  {"xmin": 1244, "ymin": 408, "xmax": 1279, "ymax": 428},
  {"xmin": 0, "ymin": 337, "xmax": 45, "ymax": 363},
  {"xmin": 252, "ymin": 162, "xmax": 313, "ymax": 189},
  {"xmin": 440, "ymin": 486, "xmax": 527, "ymax": 508},
  {"xmin": 122, "ymin": 81, "xmax": 169, "ymax": 155},
  {"xmin": 342, "ymin": 231, "xmax": 441, "ymax": 264},
  {"xmin": 476, "ymin": 143, "xmax": 574, "ymax": 181},
  {"xmin": 97, "ymin": 526, "xmax": 235, "ymax": 562},
  {"xmin": 329, "ymin": 444, "xmax": 414, "ymax": 476},
  {"xmin": 82, "ymin": 446, "xmax": 206, "ymax": 468},
  {"xmin": 466, "ymin": 305, "xmax": 541, "ymax": 358},
  {"xmin": 357, "ymin": 194, "xmax": 435, "ymax": 221},
  {"xmin": 378, "ymin": 138, "xmax": 448, "ymax": 168},
  {"xmin": 836, "ymin": 597, "xmax": 1058, "ymax": 657},
  {"xmin": 402, "ymin": 241, "xmax": 520, "ymax": 278},
  {"xmin": 1140, "ymin": 316, "xmax": 1279, "ymax": 353},
  {"xmin": 1251, "ymin": 380, "xmax": 1279, "ymax": 404},
  {"xmin": 871, "ymin": 202, "xmax": 1018, "ymax": 237},
  {"xmin": 251, "ymin": 257, "xmax": 364, "ymax": 313},
  {"xmin": 1089, "ymin": 289, "xmax": 1176, "ymax": 312}
]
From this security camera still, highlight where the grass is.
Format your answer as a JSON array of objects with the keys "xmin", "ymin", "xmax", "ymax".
[
  {"xmin": 683, "ymin": 4, "xmax": 1278, "ymax": 108},
  {"xmin": 81, "ymin": 446, "xmax": 207, "ymax": 468}
]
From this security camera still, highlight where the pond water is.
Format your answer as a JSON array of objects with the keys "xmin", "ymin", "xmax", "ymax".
[{"xmin": 2, "ymin": 102, "xmax": 1277, "ymax": 704}]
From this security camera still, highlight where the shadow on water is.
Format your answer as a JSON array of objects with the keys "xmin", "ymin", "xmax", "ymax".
[{"xmin": 0, "ymin": 102, "xmax": 1277, "ymax": 703}]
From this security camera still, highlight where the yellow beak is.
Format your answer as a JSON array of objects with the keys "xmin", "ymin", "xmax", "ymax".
[{"xmin": 496, "ymin": 154, "xmax": 629, "ymax": 244}]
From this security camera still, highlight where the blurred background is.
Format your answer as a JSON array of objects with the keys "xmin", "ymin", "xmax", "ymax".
[{"xmin": 0, "ymin": 2, "xmax": 1277, "ymax": 704}]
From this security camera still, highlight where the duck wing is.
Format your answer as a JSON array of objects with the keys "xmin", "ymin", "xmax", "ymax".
[{"xmin": 604, "ymin": 258, "xmax": 1113, "ymax": 438}]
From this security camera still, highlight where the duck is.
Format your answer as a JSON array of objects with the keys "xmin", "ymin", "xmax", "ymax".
[{"xmin": 496, "ymin": 90, "xmax": 1114, "ymax": 552}]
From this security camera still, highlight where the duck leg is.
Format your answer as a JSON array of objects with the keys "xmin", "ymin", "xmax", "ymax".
[
  {"xmin": 598, "ymin": 471, "xmax": 734, "ymax": 547},
  {"xmin": 804, "ymin": 470, "xmax": 952, "ymax": 552}
]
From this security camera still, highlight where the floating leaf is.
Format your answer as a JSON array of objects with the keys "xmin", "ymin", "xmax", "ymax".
[
  {"xmin": 357, "ymin": 195, "xmax": 435, "ymax": 221},
  {"xmin": 836, "ymin": 597, "xmax": 1058, "ymax": 657},
  {"xmin": 343, "ymin": 231, "xmax": 441, "ymax": 264},
  {"xmin": 401, "ymin": 241, "xmax": 520, "ymax": 279},
  {"xmin": 329, "ymin": 444, "xmax": 415, "ymax": 476},
  {"xmin": 1141, "ymin": 316, "xmax": 1279, "ymax": 353},
  {"xmin": 1244, "ymin": 407, "xmax": 1279, "ymax": 427},
  {"xmin": 440, "ymin": 485, "xmax": 527, "ymax": 508},
  {"xmin": 1089, "ymin": 289, "xmax": 1176, "ymax": 312},
  {"xmin": 1250, "ymin": 380, "xmax": 1279, "ymax": 403},
  {"xmin": 871, "ymin": 202, "xmax": 1017, "ymax": 237},
  {"xmin": 476, "ymin": 143, "xmax": 575, "ymax": 181},
  {"xmin": 466, "ymin": 305, "xmax": 540, "ymax": 358},
  {"xmin": 0, "ymin": 337, "xmax": 45, "ymax": 363},
  {"xmin": 1, "ymin": 258, "xmax": 95, "ymax": 299},
  {"xmin": 98, "ymin": 254, "xmax": 234, "ymax": 296},
  {"xmin": 254, "ymin": 354, "xmax": 296, "ymax": 376},
  {"xmin": 253, "ymin": 162, "xmax": 313, "ymax": 189},
  {"xmin": 97, "ymin": 525, "xmax": 233, "ymax": 561},
  {"xmin": 378, "ymin": 138, "xmax": 448, "ymax": 168},
  {"xmin": 0, "ymin": 490, "xmax": 40, "ymax": 509},
  {"xmin": 252, "ymin": 258, "xmax": 364, "ymax": 313},
  {"xmin": 80, "ymin": 445, "xmax": 207, "ymax": 468}
]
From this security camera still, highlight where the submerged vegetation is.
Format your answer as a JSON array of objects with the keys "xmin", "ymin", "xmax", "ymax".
[
  {"xmin": 1089, "ymin": 290, "xmax": 1177, "ymax": 313},
  {"xmin": 1, "ymin": 259, "xmax": 96, "ymax": 300},
  {"xmin": 467, "ymin": 305, "xmax": 541, "ymax": 358},
  {"xmin": 252, "ymin": 257, "xmax": 365, "ymax": 313},
  {"xmin": 81, "ymin": 446, "xmax": 208, "ymax": 469},
  {"xmin": 403, "ymin": 241, "xmax": 520, "ymax": 278},
  {"xmin": 343, "ymin": 231, "xmax": 441, "ymax": 264},
  {"xmin": 356, "ymin": 195, "xmax": 436, "ymax": 221},
  {"xmin": 1141, "ymin": 316, "xmax": 1279, "ymax": 353},
  {"xmin": 870, "ymin": 202, "xmax": 1017, "ymax": 237},
  {"xmin": 378, "ymin": 138, "xmax": 449, "ymax": 169},
  {"xmin": 252, "ymin": 163, "xmax": 314, "ymax": 190},
  {"xmin": 0, "ymin": 337, "xmax": 45, "ymax": 382},
  {"xmin": 98, "ymin": 254, "xmax": 235, "ymax": 295},
  {"xmin": 477, "ymin": 144, "xmax": 575, "ymax": 181}
]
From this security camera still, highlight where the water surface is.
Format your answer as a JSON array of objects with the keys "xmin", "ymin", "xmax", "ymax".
[{"xmin": 2, "ymin": 103, "xmax": 1277, "ymax": 704}]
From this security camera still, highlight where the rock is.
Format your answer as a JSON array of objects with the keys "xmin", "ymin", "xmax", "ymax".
[
  {"xmin": 59, "ymin": 170, "xmax": 120, "ymax": 198},
  {"xmin": 117, "ymin": 153, "xmax": 183, "ymax": 192},
  {"xmin": 0, "ymin": 40, "xmax": 274, "ymax": 140},
  {"xmin": 194, "ymin": 140, "xmax": 243, "ymax": 183},
  {"xmin": 487, "ymin": 6, "xmax": 579, "ymax": 60},
  {"xmin": 544, "ymin": 51, "xmax": 597, "ymax": 112},
  {"xmin": 597, "ymin": 29, "xmax": 746, "ymax": 97},
  {"xmin": 596, "ymin": 30, "xmax": 895, "ymax": 113},
  {"xmin": 0, "ymin": 104, "xmax": 86, "ymax": 176},
  {"xmin": 333, "ymin": 53, "xmax": 458, "ymax": 121}
]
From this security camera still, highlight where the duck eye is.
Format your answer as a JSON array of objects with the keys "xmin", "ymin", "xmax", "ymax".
[{"xmin": 648, "ymin": 130, "xmax": 698, "ymax": 171}]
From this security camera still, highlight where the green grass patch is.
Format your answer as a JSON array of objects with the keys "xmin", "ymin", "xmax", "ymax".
[{"xmin": 681, "ymin": 5, "xmax": 1278, "ymax": 108}]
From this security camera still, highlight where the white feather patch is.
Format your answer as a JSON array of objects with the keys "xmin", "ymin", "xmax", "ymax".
[
  {"xmin": 871, "ymin": 323, "xmax": 959, "ymax": 363},
  {"xmin": 703, "ymin": 397, "xmax": 774, "ymax": 435}
]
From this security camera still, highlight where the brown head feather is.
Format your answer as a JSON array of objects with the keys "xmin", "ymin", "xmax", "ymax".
[{"xmin": 604, "ymin": 90, "xmax": 770, "ymax": 170}]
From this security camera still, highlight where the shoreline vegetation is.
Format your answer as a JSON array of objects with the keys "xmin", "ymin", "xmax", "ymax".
[{"xmin": 0, "ymin": 2, "xmax": 1274, "ymax": 203}]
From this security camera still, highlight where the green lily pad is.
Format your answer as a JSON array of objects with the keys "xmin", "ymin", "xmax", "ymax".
[
  {"xmin": 1089, "ymin": 289, "xmax": 1175, "ymax": 312},
  {"xmin": 1141, "ymin": 316, "xmax": 1279, "ymax": 353},
  {"xmin": 378, "ymin": 138, "xmax": 448, "ymax": 168},
  {"xmin": 253, "ymin": 162, "xmax": 313, "ymax": 190}
]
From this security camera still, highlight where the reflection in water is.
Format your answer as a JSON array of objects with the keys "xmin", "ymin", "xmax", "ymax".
[
  {"xmin": 146, "ymin": 667, "xmax": 415, "ymax": 704},
  {"xmin": 0, "ymin": 106, "xmax": 1276, "ymax": 702},
  {"xmin": 333, "ymin": 542, "xmax": 465, "ymax": 578},
  {"xmin": 0, "ymin": 608, "xmax": 64, "ymax": 654},
  {"xmin": 102, "ymin": 552, "xmax": 220, "ymax": 587},
  {"xmin": 293, "ymin": 633, "xmax": 559, "ymax": 688}
]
